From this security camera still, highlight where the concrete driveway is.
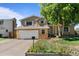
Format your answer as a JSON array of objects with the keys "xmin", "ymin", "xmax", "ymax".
[{"xmin": 0, "ymin": 39, "xmax": 37, "ymax": 56}]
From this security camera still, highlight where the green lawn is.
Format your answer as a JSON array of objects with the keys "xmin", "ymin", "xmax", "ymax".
[
  {"xmin": 59, "ymin": 40, "xmax": 79, "ymax": 46},
  {"xmin": 59, "ymin": 37, "xmax": 79, "ymax": 46}
]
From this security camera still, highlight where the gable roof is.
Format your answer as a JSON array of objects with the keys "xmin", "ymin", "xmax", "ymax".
[
  {"xmin": 0, "ymin": 18, "xmax": 16, "ymax": 21},
  {"xmin": 20, "ymin": 16, "xmax": 44, "ymax": 21}
]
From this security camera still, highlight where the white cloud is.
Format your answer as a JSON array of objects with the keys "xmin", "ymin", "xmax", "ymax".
[{"xmin": 0, "ymin": 7, "xmax": 25, "ymax": 26}]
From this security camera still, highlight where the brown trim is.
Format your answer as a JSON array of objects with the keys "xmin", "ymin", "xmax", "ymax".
[{"xmin": 12, "ymin": 18, "xmax": 16, "ymax": 38}]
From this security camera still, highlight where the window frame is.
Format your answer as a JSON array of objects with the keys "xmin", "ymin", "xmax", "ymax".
[
  {"xmin": 0, "ymin": 20, "xmax": 4, "ymax": 25},
  {"xmin": 6, "ymin": 29, "xmax": 8, "ymax": 32},
  {"xmin": 26, "ymin": 21, "xmax": 32, "ymax": 26},
  {"xmin": 64, "ymin": 26, "xmax": 69, "ymax": 32},
  {"xmin": 41, "ymin": 20, "xmax": 44, "ymax": 23},
  {"xmin": 41, "ymin": 29, "xmax": 45, "ymax": 34}
]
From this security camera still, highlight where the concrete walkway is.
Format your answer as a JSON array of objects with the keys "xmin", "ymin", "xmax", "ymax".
[{"xmin": 0, "ymin": 39, "xmax": 36, "ymax": 56}]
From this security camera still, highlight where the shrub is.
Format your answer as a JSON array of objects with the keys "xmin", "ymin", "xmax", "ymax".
[
  {"xmin": 27, "ymin": 39, "xmax": 79, "ymax": 56},
  {"xmin": 28, "ymin": 40, "xmax": 53, "ymax": 53},
  {"xmin": 63, "ymin": 37, "xmax": 79, "ymax": 41}
]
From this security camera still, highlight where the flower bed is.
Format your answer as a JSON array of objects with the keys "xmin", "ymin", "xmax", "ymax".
[{"xmin": 25, "ymin": 39, "xmax": 76, "ymax": 56}]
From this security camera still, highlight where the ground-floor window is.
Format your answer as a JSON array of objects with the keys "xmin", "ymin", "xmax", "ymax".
[
  {"xmin": 64, "ymin": 26, "xmax": 69, "ymax": 32},
  {"xmin": 0, "ymin": 34, "xmax": 2, "ymax": 37},
  {"xmin": 6, "ymin": 29, "xmax": 8, "ymax": 32}
]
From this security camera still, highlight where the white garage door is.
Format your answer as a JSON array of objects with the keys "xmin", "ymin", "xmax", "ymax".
[{"xmin": 18, "ymin": 30, "xmax": 39, "ymax": 39}]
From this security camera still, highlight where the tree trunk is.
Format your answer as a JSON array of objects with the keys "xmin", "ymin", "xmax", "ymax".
[
  {"xmin": 58, "ymin": 25, "xmax": 61, "ymax": 37},
  {"xmin": 56, "ymin": 24, "xmax": 61, "ymax": 38},
  {"xmin": 62, "ymin": 21, "xmax": 64, "ymax": 36}
]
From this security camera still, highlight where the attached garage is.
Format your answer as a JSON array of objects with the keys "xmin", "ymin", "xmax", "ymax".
[
  {"xmin": 15, "ymin": 26, "xmax": 49, "ymax": 39},
  {"xmin": 18, "ymin": 30, "xmax": 39, "ymax": 39}
]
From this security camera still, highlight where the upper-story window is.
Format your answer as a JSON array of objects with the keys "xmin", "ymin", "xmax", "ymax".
[
  {"xmin": 0, "ymin": 20, "xmax": 4, "ymax": 25},
  {"xmin": 41, "ymin": 20, "xmax": 44, "ymax": 23},
  {"xmin": 26, "ymin": 22, "xmax": 32, "ymax": 26},
  {"xmin": 40, "ymin": 20, "xmax": 45, "ymax": 26}
]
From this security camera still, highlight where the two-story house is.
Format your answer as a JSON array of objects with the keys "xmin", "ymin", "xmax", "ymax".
[
  {"xmin": 0, "ymin": 18, "xmax": 16, "ymax": 38},
  {"xmin": 15, "ymin": 16, "xmax": 49, "ymax": 39}
]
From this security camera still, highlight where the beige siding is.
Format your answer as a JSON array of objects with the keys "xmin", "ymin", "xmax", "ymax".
[
  {"xmin": 69, "ymin": 25, "xmax": 75, "ymax": 35},
  {"xmin": 49, "ymin": 24, "xmax": 75, "ymax": 36}
]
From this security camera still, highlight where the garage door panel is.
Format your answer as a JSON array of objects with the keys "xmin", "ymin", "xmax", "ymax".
[{"xmin": 18, "ymin": 30, "xmax": 39, "ymax": 39}]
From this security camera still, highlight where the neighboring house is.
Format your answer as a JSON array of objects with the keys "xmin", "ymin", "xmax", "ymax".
[
  {"xmin": 48, "ymin": 23, "xmax": 76, "ymax": 37},
  {"xmin": 0, "ymin": 18, "xmax": 16, "ymax": 38},
  {"xmin": 15, "ymin": 16, "xmax": 49, "ymax": 39}
]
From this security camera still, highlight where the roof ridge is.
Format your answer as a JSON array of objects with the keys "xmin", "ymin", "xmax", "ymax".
[{"xmin": 20, "ymin": 15, "xmax": 42, "ymax": 21}]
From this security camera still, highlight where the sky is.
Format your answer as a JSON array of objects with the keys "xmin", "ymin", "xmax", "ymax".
[
  {"xmin": 0, "ymin": 3, "xmax": 40, "ymax": 26},
  {"xmin": 0, "ymin": 3, "xmax": 79, "ymax": 30}
]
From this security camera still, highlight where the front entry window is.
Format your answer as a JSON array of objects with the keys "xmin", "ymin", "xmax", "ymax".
[{"xmin": 41, "ymin": 29, "xmax": 45, "ymax": 34}]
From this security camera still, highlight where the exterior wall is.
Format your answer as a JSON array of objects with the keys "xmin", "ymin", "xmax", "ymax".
[
  {"xmin": 0, "ymin": 20, "xmax": 12, "ymax": 37},
  {"xmin": 16, "ymin": 29, "xmax": 49, "ymax": 39},
  {"xmin": 34, "ymin": 21, "xmax": 40, "ymax": 26},
  {"xmin": 16, "ymin": 29, "xmax": 39, "ymax": 39},
  {"xmin": 0, "ymin": 19, "xmax": 16, "ymax": 38},
  {"xmin": 63, "ymin": 25, "xmax": 75, "ymax": 36},
  {"xmin": 49, "ymin": 24, "xmax": 75, "ymax": 36},
  {"xmin": 39, "ymin": 29, "xmax": 48, "ymax": 39},
  {"xmin": 21, "ymin": 19, "xmax": 47, "ymax": 27},
  {"xmin": 19, "ymin": 16, "xmax": 49, "ymax": 39},
  {"xmin": 69, "ymin": 25, "xmax": 75, "ymax": 35}
]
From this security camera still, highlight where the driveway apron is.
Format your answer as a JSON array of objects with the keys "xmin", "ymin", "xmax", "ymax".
[{"xmin": 0, "ymin": 39, "xmax": 36, "ymax": 56}]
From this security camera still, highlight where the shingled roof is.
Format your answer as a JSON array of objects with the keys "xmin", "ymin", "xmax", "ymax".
[{"xmin": 20, "ymin": 16, "xmax": 43, "ymax": 21}]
